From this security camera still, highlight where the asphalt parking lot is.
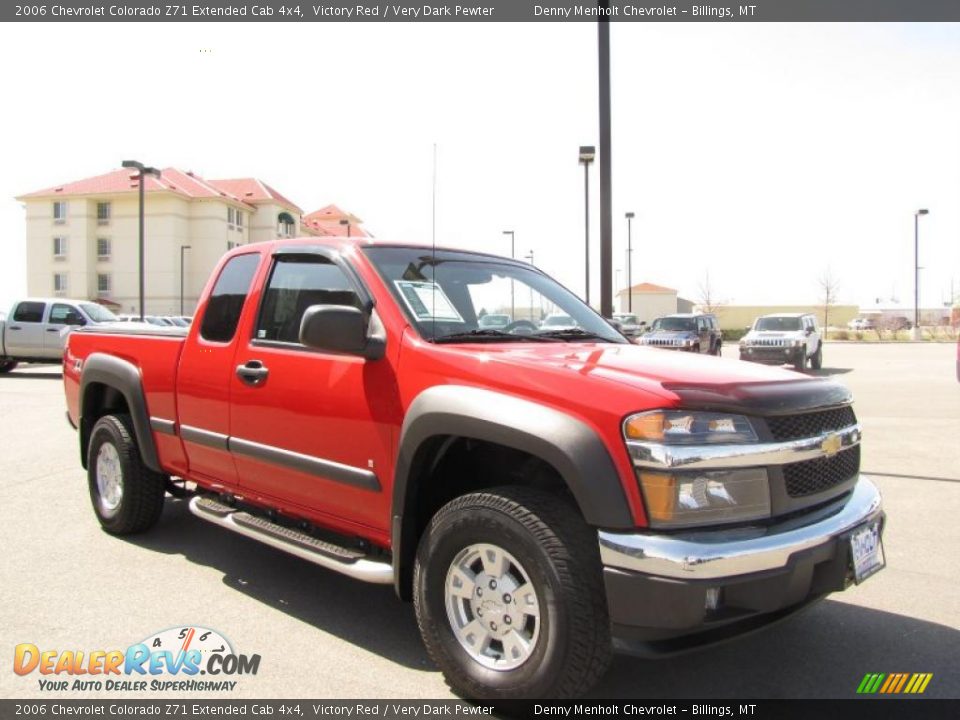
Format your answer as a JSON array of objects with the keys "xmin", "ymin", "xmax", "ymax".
[{"xmin": 1, "ymin": 342, "xmax": 957, "ymax": 700}]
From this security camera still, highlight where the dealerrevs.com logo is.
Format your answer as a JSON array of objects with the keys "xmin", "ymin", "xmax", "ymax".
[{"xmin": 13, "ymin": 626, "xmax": 261, "ymax": 692}]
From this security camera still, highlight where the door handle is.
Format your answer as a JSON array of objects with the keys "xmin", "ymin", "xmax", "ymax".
[
  {"xmin": 46, "ymin": 328, "xmax": 61, "ymax": 333},
  {"xmin": 236, "ymin": 360, "xmax": 269, "ymax": 386},
  {"xmin": 9, "ymin": 326, "xmax": 21, "ymax": 331}
]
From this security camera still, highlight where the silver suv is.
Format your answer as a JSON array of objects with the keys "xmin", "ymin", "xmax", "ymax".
[{"xmin": 739, "ymin": 312, "xmax": 822, "ymax": 371}]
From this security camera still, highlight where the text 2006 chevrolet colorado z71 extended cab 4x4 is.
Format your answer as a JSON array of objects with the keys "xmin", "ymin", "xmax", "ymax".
[{"xmin": 63, "ymin": 238, "xmax": 885, "ymax": 699}]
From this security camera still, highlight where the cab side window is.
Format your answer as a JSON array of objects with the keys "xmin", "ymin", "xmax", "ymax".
[
  {"xmin": 256, "ymin": 256, "xmax": 360, "ymax": 344},
  {"xmin": 49, "ymin": 303, "xmax": 85, "ymax": 326},
  {"xmin": 200, "ymin": 254, "xmax": 261, "ymax": 343},
  {"xmin": 12, "ymin": 302, "xmax": 46, "ymax": 323}
]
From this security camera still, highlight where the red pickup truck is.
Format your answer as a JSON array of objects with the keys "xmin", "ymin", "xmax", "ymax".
[{"xmin": 64, "ymin": 238, "xmax": 885, "ymax": 699}]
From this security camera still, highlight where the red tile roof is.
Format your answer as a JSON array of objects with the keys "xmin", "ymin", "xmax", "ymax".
[
  {"xmin": 302, "ymin": 204, "xmax": 369, "ymax": 237},
  {"xmin": 18, "ymin": 167, "xmax": 256, "ymax": 209},
  {"xmin": 619, "ymin": 282, "xmax": 677, "ymax": 294},
  {"xmin": 207, "ymin": 178, "xmax": 302, "ymax": 213}
]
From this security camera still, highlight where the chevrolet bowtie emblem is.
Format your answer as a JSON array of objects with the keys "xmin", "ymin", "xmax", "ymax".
[{"xmin": 821, "ymin": 433, "xmax": 842, "ymax": 457}]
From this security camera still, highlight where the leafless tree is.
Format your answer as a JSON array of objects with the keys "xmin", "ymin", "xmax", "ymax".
[
  {"xmin": 817, "ymin": 269, "xmax": 840, "ymax": 329},
  {"xmin": 698, "ymin": 271, "xmax": 723, "ymax": 314}
]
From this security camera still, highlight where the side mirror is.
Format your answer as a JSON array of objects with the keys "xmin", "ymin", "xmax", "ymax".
[
  {"xmin": 299, "ymin": 305, "xmax": 385, "ymax": 360},
  {"xmin": 66, "ymin": 314, "xmax": 86, "ymax": 326}
]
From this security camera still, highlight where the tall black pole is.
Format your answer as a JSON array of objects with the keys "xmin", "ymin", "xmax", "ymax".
[
  {"xmin": 138, "ymin": 176, "xmax": 145, "ymax": 321},
  {"xmin": 598, "ymin": 13, "xmax": 614, "ymax": 319}
]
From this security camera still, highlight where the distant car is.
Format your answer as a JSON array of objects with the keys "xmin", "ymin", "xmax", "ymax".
[
  {"xmin": 847, "ymin": 318, "xmax": 875, "ymax": 331},
  {"xmin": 163, "ymin": 317, "xmax": 190, "ymax": 328},
  {"xmin": 637, "ymin": 313, "xmax": 721, "ymax": 355},
  {"xmin": 478, "ymin": 314, "xmax": 512, "ymax": 329},
  {"xmin": 612, "ymin": 313, "xmax": 643, "ymax": 340},
  {"xmin": 888, "ymin": 316, "xmax": 912, "ymax": 331},
  {"xmin": 740, "ymin": 312, "xmax": 822, "ymax": 371},
  {"xmin": 541, "ymin": 313, "xmax": 578, "ymax": 331}
]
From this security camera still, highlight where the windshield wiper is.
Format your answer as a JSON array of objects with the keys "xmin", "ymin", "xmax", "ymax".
[
  {"xmin": 534, "ymin": 328, "xmax": 615, "ymax": 342},
  {"xmin": 432, "ymin": 329, "xmax": 560, "ymax": 344}
]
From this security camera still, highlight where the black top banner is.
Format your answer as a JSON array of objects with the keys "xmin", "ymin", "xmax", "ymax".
[{"xmin": 6, "ymin": 0, "xmax": 960, "ymax": 23}]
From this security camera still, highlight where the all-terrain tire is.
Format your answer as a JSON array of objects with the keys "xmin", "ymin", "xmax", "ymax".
[
  {"xmin": 810, "ymin": 342, "xmax": 823, "ymax": 370},
  {"xmin": 87, "ymin": 413, "xmax": 165, "ymax": 535},
  {"xmin": 413, "ymin": 486, "xmax": 612, "ymax": 700}
]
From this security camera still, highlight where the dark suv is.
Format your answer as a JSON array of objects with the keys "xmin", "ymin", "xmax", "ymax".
[{"xmin": 637, "ymin": 313, "xmax": 721, "ymax": 355}]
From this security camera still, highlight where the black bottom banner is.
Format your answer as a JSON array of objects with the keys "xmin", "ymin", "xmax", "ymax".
[{"xmin": 1, "ymin": 700, "xmax": 957, "ymax": 720}]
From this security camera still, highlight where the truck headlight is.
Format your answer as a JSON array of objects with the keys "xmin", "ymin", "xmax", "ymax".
[
  {"xmin": 638, "ymin": 468, "xmax": 771, "ymax": 528},
  {"xmin": 624, "ymin": 410, "xmax": 758, "ymax": 445}
]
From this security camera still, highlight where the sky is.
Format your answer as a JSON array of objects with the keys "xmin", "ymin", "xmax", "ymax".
[{"xmin": 1, "ymin": 21, "xmax": 958, "ymax": 312}]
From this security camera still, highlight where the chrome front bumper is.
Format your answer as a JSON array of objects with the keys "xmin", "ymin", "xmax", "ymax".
[{"xmin": 599, "ymin": 476, "xmax": 882, "ymax": 581}]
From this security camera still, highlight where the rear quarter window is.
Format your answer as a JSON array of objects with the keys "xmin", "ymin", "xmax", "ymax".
[
  {"xmin": 13, "ymin": 301, "xmax": 46, "ymax": 323},
  {"xmin": 199, "ymin": 254, "xmax": 261, "ymax": 343}
]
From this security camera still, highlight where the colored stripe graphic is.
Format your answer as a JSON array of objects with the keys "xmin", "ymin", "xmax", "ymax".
[{"xmin": 857, "ymin": 673, "xmax": 933, "ymax": 694}]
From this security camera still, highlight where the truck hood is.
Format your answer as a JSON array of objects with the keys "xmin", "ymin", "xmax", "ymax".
[{"xmin": 431, "ymin": 342, "xmax": 850, "ymax": 416}]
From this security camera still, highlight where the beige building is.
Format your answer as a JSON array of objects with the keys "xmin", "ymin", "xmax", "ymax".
[
  {"xmin": 16, "ymin": 168, "xmax": 367, "ymax": 315},
  {"xmin": 617, "ymin": 282, "xmax": 694, "ymax": 325},
  {"xmin": 699, "ymin": 304, "xmax": 860, "ymax": 330}
]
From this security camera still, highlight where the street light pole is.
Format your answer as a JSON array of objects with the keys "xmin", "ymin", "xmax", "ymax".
[
  {"xmin": 524, "ymin": 251, "xmax": 535, "ymax": 322},
  {"xmin": 914, "ymin": 208, "xmax": 929, "ymax": 338},
  {"xmin": 625, "ymin": 212, "xmax": 635, "ymax": 312},
  {"xmin": 122, "ymin": 160, "xmax": 161, "ymax": 321},
  {"xmin": 503, "ymin": 230, "xmax": 515, "ymax": 319},
  {"xmin": 180, "ymin": 245, "xmax": 191, "ymax": 317},
  {"xmin": 579, "ymin": 146, "xmax": 595, "ymax": 305}
]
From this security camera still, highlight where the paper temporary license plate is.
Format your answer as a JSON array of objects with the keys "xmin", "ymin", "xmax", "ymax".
[{"xmin": 850, "ymin": 521, "xmax": 885, "ymax": 584}]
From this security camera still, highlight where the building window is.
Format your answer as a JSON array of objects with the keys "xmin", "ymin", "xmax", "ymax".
[
  {"xmin": 53, "ymin": 201, "xmax": 68, "ymax": 223},
  {"xmin": 96, "ymin": 202, "xmax": 111, "ymax": 225},
  {"xmin": 277, "ymin": 211, "xmax": 296, "ymax": 238},
  {"xmin": 54, "ymin": 273, "xmax": 68, "ymax": 294},
  {"xmin": 97, "ymin": 273, "xmax": 111, "ymax": 296},
  {"xmin": 228, "ymin": 207, "xmax": 236, "ymax": 229},
  {"xmin": 236, "ymin": 210, "xmax": 243, "ymax": 229},
  {"xmin": 53, "ymin": 236, "xmax": 67, "ymax": 259},
  {"xmin": 97, "ymin": 238, "xmax": 111, "ymax": 260}
]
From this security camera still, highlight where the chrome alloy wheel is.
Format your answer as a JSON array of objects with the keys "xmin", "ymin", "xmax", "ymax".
[
  {"xmin": 444, "ymin": 543, "xmax": 541, "ymax": 670},
  {"xmin": 95, "ymin": 442, "xmax": 124, "ymax": 518}
]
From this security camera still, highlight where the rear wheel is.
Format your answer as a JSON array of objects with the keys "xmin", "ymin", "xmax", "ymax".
[
  {"xmin": 712, "ymin": 341, "xmax": 722, "ymax": 356},
  {"xmin": 0, "ymin": 360, "xmax": 17, "ymax": 374},
  {"xmin": 413, "ymin": 487, "xmax": 612, "ymax": 700},
  {"xmin": 87, "ymin": 414, "xmax": 165, "ymax": 535}
]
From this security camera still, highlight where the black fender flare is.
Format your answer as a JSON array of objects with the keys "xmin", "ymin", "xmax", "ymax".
[
  {"xmin": 391, "ymin": 385, "xmax": 634, "ymax": 599},
  {"xmin": 79, "ymin": 353, "xmax": 162, "ymax": 473}
]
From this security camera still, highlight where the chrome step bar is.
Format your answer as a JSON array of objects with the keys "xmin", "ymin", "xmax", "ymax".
[{"xmin": 188, "ymin": 496, "xmax": 394, "ymax": 585}]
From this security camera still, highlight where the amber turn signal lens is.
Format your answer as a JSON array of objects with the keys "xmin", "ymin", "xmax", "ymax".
[
  {"xmin": 624, "ymin": 412, "xmax": 665, "ymax": 441},
  {"xmin": 637, "ymin": 472, "xmax": 676, "ymax": 523}
]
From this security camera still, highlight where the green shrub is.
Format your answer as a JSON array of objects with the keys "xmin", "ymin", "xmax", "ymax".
[{"xmin": 721, "ymin": 328, "xmax": 748, "ymax": 342}]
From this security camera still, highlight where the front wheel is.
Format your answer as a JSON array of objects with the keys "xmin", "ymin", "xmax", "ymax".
[
  {"xmin": 87, "ymin": 414, "xmax": 166, "ymax": 535},
  {"xmin": 0, "ymin": 359, "xmax": 18, "ymax": 374},
  {"xmin": 810, "ymin": 342, "xmax": 823, "ymax": 370},
  {"xmin": 413, "ymin": 487, "xmax": 612, "ymax": 700}
]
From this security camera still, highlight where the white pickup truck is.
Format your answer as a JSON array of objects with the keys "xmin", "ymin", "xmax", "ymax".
[{"xmin": 0, "ymin": 298, "xmax": 120, "ymax": 373}]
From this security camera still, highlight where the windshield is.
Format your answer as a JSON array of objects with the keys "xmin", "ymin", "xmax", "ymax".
[
  {"xmin": 79, "ymin": 303, "xmax": 118, "ymax": 323},
  {"xmin": 651, "ymin": 317, "xmax": 696, "ymax": 332},
  {"xmin": 614, "ymin": 314, "xmax": 638, "ymax": 325},
  {"xmin": 755, "ymin": 317, "xmax": 802, "ymax": 331},
  {"xmin": 363, "ymin": 247, "xmax": 625, "ymax": 344}
]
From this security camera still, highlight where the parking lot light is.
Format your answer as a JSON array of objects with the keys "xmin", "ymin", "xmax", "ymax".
[
  {"xmin": 579, "ymin": 146, "xmax": 595, "ymax": 305},
  {"xmin": 914, "ymin": 208, "xmax": 929, "ymax": 340},
  {"xmin": 122, "ymin": 160, "xmax": 161, "ymax": 321}
]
